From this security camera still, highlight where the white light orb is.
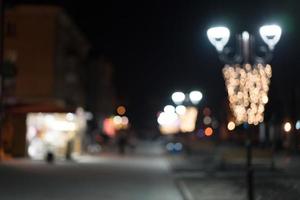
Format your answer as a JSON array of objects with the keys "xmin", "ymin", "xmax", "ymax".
[
  {"xmin": 171, "ymin": 92, "xmax": 185, "ymax": 105},
  {"xmin": 113, "ymin": 116, "xmax": 122, "ymax": 125},
  {"xmin": 242, "ymin": 31, "xmax": 250, "ymax": 41},
  {"xmin": 122, "ymin": 116, "xmax": 129, "ymax": 125},
  {"xmin": 66, "ymin": 113, "xmax": 75, "ymax": 121},
  {"xmin": 284, "ymin": 122, "xmax": 292, "ymax": 133},
  {"xmin": 157, "ymin": 112, "xmax": 179, "ymax": 126},
  {"xmin": 296, "ymin": 120, "xmax": 300, "ymax": 130},
  {"xmin": 227, "ymin": 121, "xmax": 236, "ymax": 131},
  {"xmin": 189, "ymin": 90, "xmax": 203, "ymax": 105},
  {"xmin": 207, "ymin": 26, "xmax": 230, "ymax": 52},
  {"xmin": 203, "ymin": 116, "xmax": 212, "ymax": 125},
  {"xmin": 259, "ymin": 24, "xmax": 282, "ymax": 50},
  {"xmin": 175, "ymin": 105, "xmax": 186, "ymax": 115},
  {"xmin": 164, "ymin": 105, "xmax": 176, "ymax": 113}
]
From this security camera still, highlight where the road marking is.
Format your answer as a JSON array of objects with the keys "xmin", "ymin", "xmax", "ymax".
[{"xmin": 177, "ymin": 180, "xmax": 195, "ymax": 200}]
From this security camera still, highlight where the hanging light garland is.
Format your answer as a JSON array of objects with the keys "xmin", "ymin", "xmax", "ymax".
[{"xmin": 223, "ymin": 63, "xmax": 272, "ymax": 125}]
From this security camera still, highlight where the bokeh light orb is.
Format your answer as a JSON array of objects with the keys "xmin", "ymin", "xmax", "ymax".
[
  {"xmin": 117, "ymin": 106, "xmax": 126, "ymax": 115},
  {"xmin": 227, "ymin": 121, "xmax": 236, "ymax": 131},
  {"xmin": 113, "ymin": 116, "xmax": 122, "ymax": 125},
  {"xmin": 175, "ymin": 105, "xmax": 186, "ymax": 115},
  {"xmin": 203, "ymin": 116, "xmax": 212, "ymax": 125},
  {"xmin": 284, "ymin": 122, "xmax": 292, "ymax": 133},
  {"xmin": 296, "ymin": 120, "xmax": 300, "ymax": 130},
  {"xmin": 164, "ymin": 105, "xmax": 176, "ymax": 113},
  {"xmin": 204, "ymin": 127, "xmax": 213, "ymax": 136},
  {"xmin": 189, "ymin": 90, "xmax": 203, "ymax": 105},
  {"xmin": 171, "ymin": 92, "xmax": 185, "ymax": 105}
]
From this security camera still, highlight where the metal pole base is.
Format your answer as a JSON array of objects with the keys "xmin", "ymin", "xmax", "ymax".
[{"xmin": 246, "ymin": 138, "xmax": 254, "ymax": 200}]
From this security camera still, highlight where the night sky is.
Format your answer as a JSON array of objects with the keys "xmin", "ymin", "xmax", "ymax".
[{"xmin": 9, "ymin": 0, "xmax": 300, "ymax": 129}]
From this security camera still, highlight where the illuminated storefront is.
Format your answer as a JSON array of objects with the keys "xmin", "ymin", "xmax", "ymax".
[{"xmin": 26, "ymin": 109, "xmax": 87, "ymax": 160}]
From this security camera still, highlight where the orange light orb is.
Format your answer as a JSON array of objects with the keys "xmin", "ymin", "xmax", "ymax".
[
  {"xmin": 204, "ymin": 127, "xmax": 213, "ymax": 136},
  {"xmin": 117, "ymin": 106, "xmax": 126, "ymax": 115}
]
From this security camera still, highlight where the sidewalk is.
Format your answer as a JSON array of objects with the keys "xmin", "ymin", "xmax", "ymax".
[
  {"xmin": 177, "ymin": 175, "xmax": 300, "ymax": 200},
  {"xmin": 169, "ymin": 143, "xmax": 300, "ymax": 200}
]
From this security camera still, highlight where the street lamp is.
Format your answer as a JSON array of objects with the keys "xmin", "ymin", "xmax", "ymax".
[
  {"xmin": 171, "ymin": 90, "xmax": 203, "ymax": 106},
  {"xmin": 167, "ymin": 90, "xmax": 203, "ymax": 133},
  {"xmin": 207, "ymin": 24, "xmax": 281, "ymax": 200}
]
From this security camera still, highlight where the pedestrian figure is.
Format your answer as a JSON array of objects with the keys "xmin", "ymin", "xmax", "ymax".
[
  {"xmin": 46, "ymin": 151, "xmax": 54, "ymax": 164},
  {"xmin": 65, "ymin": 140, "xmax": 73, "ymax": 161},
  {"xmin": 117, "ymin": 130, "xmax": 127, "ymax": 155}
]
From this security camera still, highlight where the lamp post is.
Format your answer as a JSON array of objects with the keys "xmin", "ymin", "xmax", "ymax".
[{"xmin": 207, "ymin": 24, "xmax": 282, "ymax": 200}]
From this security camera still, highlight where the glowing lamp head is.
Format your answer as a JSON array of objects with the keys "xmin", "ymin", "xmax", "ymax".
[
  {"xmin": 207, "ymin": 26, "xmax": 230, "ymax": 52},
  {"xmin": 259, "ymin": 24, "xmax": 282, "ymax": 50},
  {"xmin": 189, "ymin": 90, "xmax": 203, "ymax": 105},
  {"xmin": 171, "ymin": 91, "xmax": 185, "ymax": 105}
]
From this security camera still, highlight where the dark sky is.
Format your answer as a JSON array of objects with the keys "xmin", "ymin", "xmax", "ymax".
[{"xmin": 9, "ymin": 0, "xmax": 300, "ymax": 129}]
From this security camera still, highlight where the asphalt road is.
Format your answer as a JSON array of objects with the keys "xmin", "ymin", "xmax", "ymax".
[{"xmin": 0, "ymin": 142, "xmax": 182, "ymax": 200}]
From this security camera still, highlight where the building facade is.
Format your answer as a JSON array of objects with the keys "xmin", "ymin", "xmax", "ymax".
[{"xmin": 1, "ymin": 5, "xmax": 90, "ymax": 158}]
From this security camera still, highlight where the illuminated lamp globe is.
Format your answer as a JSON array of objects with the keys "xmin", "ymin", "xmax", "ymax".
[
  {"xmin": 259, "ymin": 24, "xmax": 282, "ymax": 50},
  {"xmin": 171, "ymin": 92, "xmax": 185, "ymax": 105},
  {"xmin": 207, "ymin": 26, "xmax": 230, "ymax": 52},
  {"xmin": 189, "ymin": 90, "xmax": 203, "ymax": 105}
]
